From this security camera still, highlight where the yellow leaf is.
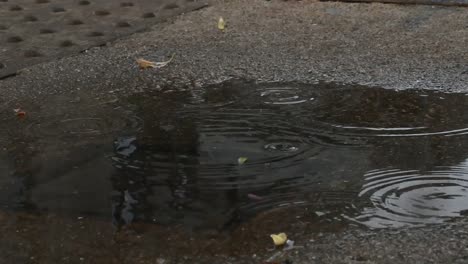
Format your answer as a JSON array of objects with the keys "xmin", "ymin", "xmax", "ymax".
[
  {"xmin": 218, "ymin": 17, "xmax": 225, "ymax": 30},
  {"xmin": 270, "ymin": 233, "xmax": 287, "ymax": 246}
]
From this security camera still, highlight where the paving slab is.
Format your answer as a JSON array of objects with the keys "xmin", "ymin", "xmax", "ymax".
[{"xmin": 0, "ymin": 0, "xmax": 208, "ymax": 78}]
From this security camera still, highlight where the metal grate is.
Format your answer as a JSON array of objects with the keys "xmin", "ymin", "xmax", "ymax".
[{"xmin": 0, "ymin": 0, "xmax": 207, "ymax": 78}]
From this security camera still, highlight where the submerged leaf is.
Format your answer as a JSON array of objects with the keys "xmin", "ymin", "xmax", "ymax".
[
  {"xmin": 237, "ymin": 157, "xmax": 248, "ymax": 165},
  {"xmin": 270, "ymin": 233, "xmax": 287, "ymax": 246}
]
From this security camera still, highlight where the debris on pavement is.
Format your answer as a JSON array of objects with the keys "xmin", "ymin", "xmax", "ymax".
[
  {"xmin": 283, "ymin": 240, "xmax": 295, "ymax": 251},
  {"xmin": 13, "ymin": 108, "xmax": 26, "ymax": 119},
  {"xmin": 283, "ymin": 239, "xmax": 303, "ymax": 251},
  {"xmin": 137, "ymin": 59, "xmax": 156, "ymax": 69},
  {"xmin": 218, "ymin": 17, "xmax": 225, "ymax": 30},
  {"xmin": 136, "ymin": 54, "xmax": 175, "ymax": 69},
  {"xmin": 270, "ymin": 233, "xmax": 288, "ymax": 246}
]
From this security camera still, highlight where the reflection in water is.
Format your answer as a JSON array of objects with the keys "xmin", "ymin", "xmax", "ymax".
[
  {"xmin": 349, "ymin": 164, "xmax": 468, "ymax": 228},
  {"xmin": 2, "ymin": 81, "xmax": 468, "ymax": 229}
]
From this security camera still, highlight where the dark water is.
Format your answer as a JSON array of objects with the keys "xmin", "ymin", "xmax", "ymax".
[{"xmin": 2, "ymin": 80, "xmax": 468, "ymax": 229}]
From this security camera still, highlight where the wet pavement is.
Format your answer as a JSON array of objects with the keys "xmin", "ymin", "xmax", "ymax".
[
  {"xmin": 3, "ymin": 80, "xmax": 468, "ymax": 263},
  {"xmin": 322, "ymin": 0, "xmax": 468, "ymax": 7},
  {"xmin": 0, "ymin": 0, "xmax": 468, "ymax": 263}
]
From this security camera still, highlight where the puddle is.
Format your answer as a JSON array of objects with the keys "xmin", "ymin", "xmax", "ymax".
[
  {"xmin": 2, "ymin": 81, "xmax": 468, "ymax": 230},
  {"xmin": 349, "ymin": 165, "xmax": 468, "ymax": 228}
]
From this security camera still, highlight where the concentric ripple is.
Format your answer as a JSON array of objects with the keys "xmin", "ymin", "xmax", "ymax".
[
  {"xmin": 259, "ymin": 86, "xmax": 315, "ymax": 105},
  {"xmin": 348, "ymin": 165, "xmax": 468, "ymax": 228},
  {"xmin": 109, "ymin": 81, "xmax": 468, "ymax": 227},
  {"xmin": 303, "ymin": 87, "xmax": 468, "ymax": 139},
  {"xmin": 9, "ymin": 80, "xmax": 468, "ymax": 230},
  {"xmin": 113, "ymin": 107, "xmax": 321, "ymax": 190}
]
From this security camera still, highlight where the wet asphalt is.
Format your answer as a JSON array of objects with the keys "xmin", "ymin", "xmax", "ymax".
[{"xmin": 0, "ymin": 0, "xmax": 467, "ymax": 263}]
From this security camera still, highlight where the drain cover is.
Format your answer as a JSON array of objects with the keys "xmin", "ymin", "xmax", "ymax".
[{"xmin": 0, "ymin": 0, "xmax": 207, "ymax": 78}]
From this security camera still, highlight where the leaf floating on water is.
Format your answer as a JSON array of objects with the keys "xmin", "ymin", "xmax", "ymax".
[
  {"xmin": 136, "ymin": 54, "xmax": 175, "ymax": 69},
  {"xmin": 218, "ymin": 17, "xmax": 225, "ymax": 30},
  {"xmin": 237, "ymin": 157, "xmax": 248, "ymax": 165},
  {"xmin": 315, "ymin": 211, "xmax": 326, "ymax": 217},
  {"xmin": 270, "ymin": 233, "xmax": 287, "ymax": 246}
]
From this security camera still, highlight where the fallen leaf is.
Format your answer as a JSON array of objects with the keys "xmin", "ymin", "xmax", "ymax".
[
  {"xmin": 137, "ymin": 54, "xmax": 175, "ymax": 69},
  {"xmin": 218, "ymin": 17, "xmax": 225, "ymax": 30},
  {"xmin": 14, "ymin": 108, "xmax": 26, "ymax": 118},
  {"xmin": 238, "ymin": 157, "xmax": 248, "ymax": 165},
  {"xmin": 137, "ymin": 58, "xmax": 156, "ymax": 69},
  {"xmin": 270, "ymin": 233, "xmax": 287, "ymax": 246}
]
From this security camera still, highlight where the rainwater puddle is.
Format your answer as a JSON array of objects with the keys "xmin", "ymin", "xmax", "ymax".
[{"xmin": 2, "ymin": 80, "xmax": 468, "ymax": 230}]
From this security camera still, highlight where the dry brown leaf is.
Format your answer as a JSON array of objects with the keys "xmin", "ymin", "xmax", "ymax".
[
  {"xmin": 137, "ymin": 58, "xmax": 156, "ymax": 69},
  {"xmin": 137, "ymin": 54, "xmax": 175, "ymax": 70}
]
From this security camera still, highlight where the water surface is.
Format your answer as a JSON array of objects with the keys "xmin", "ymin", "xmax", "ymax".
[{"xmin": 2, "ymin": 80, "xmax": 468, "ymax": 229}]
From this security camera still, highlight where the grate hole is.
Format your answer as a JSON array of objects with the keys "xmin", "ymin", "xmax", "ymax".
[
  {"xmin": 0, "ymin": 63, "xmax": 5, "ymax": 69},
  {"xmin": 164, "ymin": 3, "xmax": 179, "ymax": 9},
  {"xmin": 60, "ymin": 40, "xmax": 74, "ymax": 47},
  {"xmin": 24, "ymin": 15, "xmax": 39, "ymax": 22},
  {"xmin": 40, "ymin": 28, "xmax": 55, "ymax": 34},
  {"xmin": 87, "ymin": 31, "xmax": 104, "ymax": 37},
  {"xmin": 0, "ymin": 25, "xmax": 7, "ymax": 30},
  {"xmin": 116, "ymin": 21, "xmax": 131, "ymax": 28},
  {"xmin": 24, "ymin": 50, "xmax": 42, "ymax": 57},
  {"xmin": 7, "ymin": 36, "xmax": 23, "ymax": 43},
  {"xmin": 120, "ymin": 2, "xmax": 134, "ymax": 7},
  {"xmin": 52, "ymin": 7, "xmax": 66, "ymax": 12},
  {"xmin": 35, "ymin": 0, "xmax": 49, "ymax": 3},
  {"xmin": 78, "ymin": 0, "xmax": 90, "ymax": 5},
  {"xmin": 94, "ymin": 10, "xmax": 110, "ymax": 16},
  {"xmin": 68, "ymin": 19, "xmax": 83, "ymax": 25},
  {"xmin": 142, "ymin": 12, "xmax": 155, "ymax": 18},
  {"xmin": 10, "ymin": 5, "xmax": 23, "ymax": 11},
  {"xmin": 0, "ymin": 0, "xmax": 8, "ymax": 2}
]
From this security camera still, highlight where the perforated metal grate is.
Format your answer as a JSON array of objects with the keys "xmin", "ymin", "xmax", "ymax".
[{"xmin": 0, "ymin": 0, "xmax": 207, "ymax": 78}]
